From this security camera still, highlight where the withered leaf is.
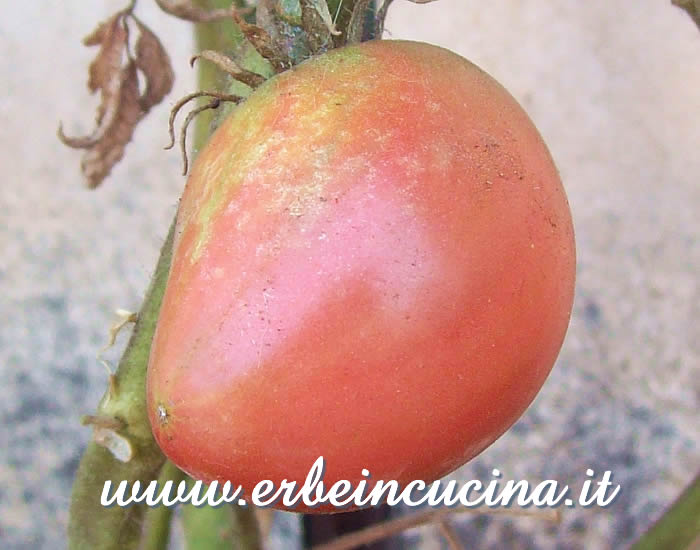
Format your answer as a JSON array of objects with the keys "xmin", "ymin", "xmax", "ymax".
[
  {"xmin": 133, "ymin": 18, "xmax": 174, "ymax": 111},
  {"xmin": 234, "ymin": 13, "xmax": 288, "ymax": 72},
  {"xmin": 59, "ymin": 9, "xmax": 175, "ymax": 188},
  {"xmin": 304, "ymin": 0, "xmax": 341, "ymax": 36},
  {"xmin": 672, "ymin": 0, "xmax": 700, "ymax": 30},
  {"xmin": 86, "ymin": 14, "xmax": 127, "ymax": 95},
  {"xmin": 80, "ymin": 62, "xmax": 142, "ymax": 189},
  {"xmin": 154, "ymin": 0, "xmax": 239, "ymax": 23},
  {"xmin": 190, "ymin": 50, "xmax": 266, "ymax": 89}
]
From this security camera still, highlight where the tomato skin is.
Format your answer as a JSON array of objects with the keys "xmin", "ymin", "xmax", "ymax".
[{"xmin": 147, "ymin": 40, "xmax": 575, "ymax": 511}]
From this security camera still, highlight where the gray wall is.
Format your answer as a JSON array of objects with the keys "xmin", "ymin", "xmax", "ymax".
[{"xmin": 2, "ymin": 1, "xmax": 698, "ymax": 548}]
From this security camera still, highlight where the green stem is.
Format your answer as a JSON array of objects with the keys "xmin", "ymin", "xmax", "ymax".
[
  {"xmin": 67, "ymin": 3, "xmax": 261, "ymax": 548},
  {"xmin": 193, "ymin": 0, "xmax": 272, "ymax": 148},
  {"xmin": 229, "ymin": 507, "xmax": 263, "ymax": 549},
  {"xmin": 193, "ymin": 0, "xmax": 245, "ymax": 148},
  {"xmin": 629, "ymin": 473, "xmax": 700, "ymax": 550},
  {"xmin": 67, "ymin": 221, "xmax": 174, "ymax": 550},
  {"xmin": 182, "ymin": 499, "xmax": 262, "ymax": 550},
  {"xmin": 176, "ymin": 4, "xmax": 265, "ymax": 549},
  {"xmin": 140, "ymin": 461, "xmax": 188, "ymax": 550}
]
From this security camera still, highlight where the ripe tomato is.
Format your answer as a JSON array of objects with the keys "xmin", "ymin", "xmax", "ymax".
[{"xmin": 147, "ymin": 40, "xmax": 575, "ymax": 511}]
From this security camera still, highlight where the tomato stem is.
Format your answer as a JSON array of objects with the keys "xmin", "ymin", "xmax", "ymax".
[
  {"xmin": 66, "ymin": 2, "xmax": 422, "ymax": 549},
  {"xmin": 67, "ymin": 2, "xmax": 260, "ymax": 548},
  {"xmin": 140, "ymin": 461, "xmax": 188, "ymax": 550},
  {"xmin": 183, "ymin": 495, "xmax": 262, "ymax": 549},
  {"xmin": 67, "ymin": 220, "xmax": 174, "ymax": 550}
]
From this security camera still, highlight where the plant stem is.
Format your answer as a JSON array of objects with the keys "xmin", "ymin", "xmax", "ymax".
[
  {"xmin": 186, "ymin": 2, "xmax": 265, "ymax": 548},
  {"xmin": 193, "ymin": 0, "xmax": 243, "ymax": 148},
  {"xmin": 67, "ymin": 221, "xmax": 174, "ymax": 550},
  {"xmin": 193, "ymin": 0, "xmax": 272, "ymax": 147},
  {"xmin": 140, "ymin": 461, "xmax": 188, "ymax": 550},
  {"xmin": 182, "ymin": 497, "xmax": 262, "ymax": 550},
  {"xmin": 67, "ymin": 3, "xmax": 262, "ymax": 548}
]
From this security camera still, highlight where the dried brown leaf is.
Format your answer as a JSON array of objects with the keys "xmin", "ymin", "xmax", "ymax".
[
  {"xmin": 154, "ymin": 0, "xmax": 250, "ymax": 22},
  {"xmin": 83, "ymin": 13, "xmax": 118, "ymax": 47},
  {"xmin": 191, "ymin": 50, "xmax": 241, "ymax": 76},
  {"xmin": 298, "ymin": 0, "xmax": 338, "ymax": 52},
  {"xmin": 672, "ymin": 0, "xmax": 700, "ymax": 29},
  {"xmin": 57, "ymin": 125, "xmax": 100, "ymax": 149},
  {"xmin": 86, "ymin": 14, "xmax": 128, "ymax": 129},
  {"xmin": 132, "ymin": 17, "xmax": 174, "ymax": 111},
  {"xmin": 79, "ymin": 62, "xmax": 143, "ymax": 189},
  {"xmin": 165, "ymin": 90, "xmax": 244, "ymax": 174},
  {"xmin": 85, "ymin": 19, "xmax": 125, "ymax": 92},
  {"xmin": 304, "ymin": 0, "xmax": 341, "ymax": 36},
  {"xmin": 234, "ymin": 13, "xmax": 288, "ymax": 72},
  {"xmin": 59, "ymin": 8, "xmax": 174, "ymax": 188},
  {"xmin": 190, "ymin": 50, "xmax": 266, "ymax": 88}
]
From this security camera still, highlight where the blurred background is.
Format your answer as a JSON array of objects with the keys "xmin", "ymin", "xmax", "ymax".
[{"xmin": 1, "ymin": 1, "xmax": 698, "ymax": 548}]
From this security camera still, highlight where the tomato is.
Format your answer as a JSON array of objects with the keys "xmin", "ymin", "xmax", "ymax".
[{"xmin": 147, "ymin": 40, "xmax": 575, "ymax": 511}]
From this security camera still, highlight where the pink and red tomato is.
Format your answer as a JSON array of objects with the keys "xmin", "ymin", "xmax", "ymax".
[{"xmin": 147, "ymin": 40, "xmax": 576, "ymax": 511}]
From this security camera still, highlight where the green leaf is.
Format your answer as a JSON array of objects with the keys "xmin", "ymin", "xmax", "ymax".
[{"xmin": 630, "ymin": 474, "xmax": 700, "ymax": 550}]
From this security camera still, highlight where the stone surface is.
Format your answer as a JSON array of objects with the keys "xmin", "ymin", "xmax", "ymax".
[{"xmin": 1, "ymin": 1, "xmax": 698, "ymax": 548}]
